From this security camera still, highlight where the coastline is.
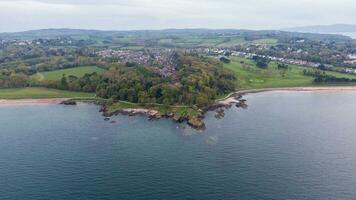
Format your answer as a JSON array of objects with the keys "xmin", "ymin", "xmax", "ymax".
[
  {"xmin": 1, "ymin": 86, "xmax": 355, "ymax": 129},
  {"xmin": 1, "ymin": 86, "xmax": 356, "ymax": 106},
  {"xmin": 217, "ymin": 86, "xmax": 356, "ymax": 105},
  {"xmin": 0, "ymin": 98, "xmax": 69, "ymax": 105}
]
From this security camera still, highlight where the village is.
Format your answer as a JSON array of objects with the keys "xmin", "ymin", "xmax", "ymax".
[
  {"xmin": 200, "ymin": 48, "xmax": 356, "ymax": 75},
  {"xmin": 2, "ymin": 35, "xmax": 356, "ymax": 77},
  {"xmin": 96, "ymin": 46, "xmax": 356, "ymax": 76},
  {"xmin": 96, "ymin": 49, "xmax": 178, "ymax": 78}
]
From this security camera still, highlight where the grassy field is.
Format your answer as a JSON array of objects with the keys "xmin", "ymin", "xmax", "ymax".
[
  {"xmin": 151, "ymin": 35, "xmax": 279, "ymax": 48},
  {"xmin": 0, "ymin": 87, "xmax": 95, "ymax": 99},
  {"xmin": 31, "ymin": 66, "xmax": 106, "ymax": 81},
  {"xmin": 225, "ymin": 57, "xmax": 356, "ymax": 90},
  {"xmin": 252, "ymin": 38, "xmax": 278, "ymax": 45}
]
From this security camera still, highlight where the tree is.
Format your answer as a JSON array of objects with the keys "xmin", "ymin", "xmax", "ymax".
[
  {"xmin": 58, "ymin": 74, "xmax": 68, "ymax": 90},
  {"xmin": 220, "ymin": 56, "xmax": 231, "ymax": 64},
  {"xmin": 9, "ymin": 73, "xmax": 29, "ymax": 88},
  {"xmin": 318, "ymin": 64, "xmax": 326, "ymax": 70},
  {"xmin": 252, "ymin": 56, "xmax": 270, "ymax": 69},
  {"xmin": 256, "ymin": 61, "xmax": 268, "ymax": 69},
  {"xmin": 68, "ymin": 81, "xmax": 81, "ymax": 91},
  {"xmin": 277, "ymin": 63, "xmax": 288, "ymax": 70}
]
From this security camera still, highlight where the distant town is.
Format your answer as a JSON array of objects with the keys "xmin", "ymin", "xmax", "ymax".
[{"xmin": 95, "ymin": 47, "xmax": 356, "ymax": 76}]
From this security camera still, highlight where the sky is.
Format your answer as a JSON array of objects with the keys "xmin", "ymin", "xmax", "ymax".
[{"xmin": 0, "ymin": 0, "xmax": 355, "ymax": 32}]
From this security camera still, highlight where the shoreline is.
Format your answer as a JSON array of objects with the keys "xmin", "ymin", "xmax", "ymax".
[
  {"xmin": 0, "ymin": 98, "xmax": 69, "ymax": 105},
  {"xmin": 217, "ymin": 86, "xmax": 356, "ymax": 105},
  {"xmin": 0, "ymin": 86, "xmax": 356, "ymax": 106},
  {"xmin": 1, "ymin": 86, "xmax": 356, "ymax": 130}
]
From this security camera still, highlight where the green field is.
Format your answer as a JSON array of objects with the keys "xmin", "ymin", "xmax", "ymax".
[
  {"xmin": 225, "ymin": 57, "xmax": 356, "ymax": 90},
  {"xmin": 0, "ymin": 87, "xmax": 95, "ymax": 99},
  {"xmin": 252, "ymin": 38, "xmax": 278, "ymax": 45},
  {"xmin": 151, "ymin": 36, "xmax": 279, "ymax": 48},
  {"xmin": 32, "ymin": 66, "xmax": 106, "ymax": 81}
]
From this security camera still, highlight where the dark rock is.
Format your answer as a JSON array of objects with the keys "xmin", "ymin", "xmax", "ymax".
[
  {"xmin": 202, "ymin": 103, "xmax": 231, "ymax": 113},
  {"xmin": 148, "ymin": 110, "xmax": 160, "ymax": 120},
  {"xmin": 172, "ymin": 115, "xmax": 181, "ymax": 122},
  {"xmin": 214, "ymin": 109, "xmax": 225, "ymax": 119},
  {"xmin": 61, "ymin": 100, "xmax": 77, "ymax": 105},
  {"xmin": 236, "ymin": 101, "xmax": 248, "ymax": 109},
  {"xmin": 234, "ymin": 94, "xmax": 243, "ymax": 99},
  {"xmin": 99, "ymin": 106, "xmax": 107, "ymax": 113},
  {"xmin": 187, "ymin": 118, "xmax": 206, "ymax": 130}
]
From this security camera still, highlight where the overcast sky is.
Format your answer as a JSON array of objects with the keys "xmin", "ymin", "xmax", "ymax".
[{"xmin": 0, "ymin": 0, "xmax": 355, "ymax": 32}]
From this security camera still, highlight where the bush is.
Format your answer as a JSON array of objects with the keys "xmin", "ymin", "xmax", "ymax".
[{"xmin": 219, "ymin": 56, "xmax": 231, "ymax": 64}]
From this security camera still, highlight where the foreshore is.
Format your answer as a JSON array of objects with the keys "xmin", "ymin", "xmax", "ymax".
[
  {"xmin": 1, "ymin": 86, "xmax": 355, "ymax": 130},
  {"xmin": 0, "ymin": 98, "xmax": 69, "ymax": 105},
  {"xmin": 0, "ymin": 86, "xmax": 356, "ymax": 106},
  {"xmin": 217, "ymin": 86, "xmax": 356, "ymax": 105}
]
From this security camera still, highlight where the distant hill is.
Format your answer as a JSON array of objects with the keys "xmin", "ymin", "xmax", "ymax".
[
  {"xmin": 0, "ymin": 28, "xmax": 351, "ymax": 41},
  {"xmin": 283, "ymin": 24, "xmax": 356, "ymax": 33},
  {"xmin": 0, "ymin": 28, "xmax": 117, "ymax": 39},
  {"xmin": 0, "ymin": 28, "xmax": 246, "ymax": 39}
]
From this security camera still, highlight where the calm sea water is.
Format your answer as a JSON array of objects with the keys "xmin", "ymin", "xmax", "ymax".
[{"xmin": 1, "ymin": 91, "xmax": 356, "ymax": 200}]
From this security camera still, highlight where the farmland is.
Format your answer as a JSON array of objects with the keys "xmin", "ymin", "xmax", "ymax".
[{"xmin": 31, "ymin": 66, "xmax": 106, "ymax": 81}]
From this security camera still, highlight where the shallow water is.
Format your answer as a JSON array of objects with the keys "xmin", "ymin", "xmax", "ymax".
[{"xmin": 1, "ymin": 91, "xmax": 356, "ymax": 200}]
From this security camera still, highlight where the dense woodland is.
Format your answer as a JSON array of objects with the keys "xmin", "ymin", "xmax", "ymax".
[
  {"xmin": 95, "ymin": 54, "xmax": 235, "ymax": 106},
  {"xmin": 0, "ymin": 52, "xmax": 236, "ymax": 106}
]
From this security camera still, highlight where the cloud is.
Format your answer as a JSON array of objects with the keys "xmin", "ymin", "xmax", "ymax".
[
  {"xmin": 0, "ymin": 0, "xmax": 355, "ymax": 32},
  {"xmin": 3, "ymin": 0, "xmax": 130, "ymax": 5}
]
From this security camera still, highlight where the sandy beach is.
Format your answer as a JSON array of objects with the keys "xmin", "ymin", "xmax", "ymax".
[
  {"xmin": 1, "ymin": 86, "xmax": 356, "ymax": 106},
  {"xmin": 240, "ymin": 86, "xmax": 356, "ymax": 95},
  {"xmin": 0, "ymin": 98, "xmax": 69, "ymax": 105},
  {"xmin": 218, "ymin": 86, "xmax": 356, "ymax": 105}
]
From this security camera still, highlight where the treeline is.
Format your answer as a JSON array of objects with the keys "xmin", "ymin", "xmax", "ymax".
[
  {"xmin": 252, "ymin": 56, "xmax": 270, "ymax": 69},
  {"xmin": 315, "ymin": 76, "xmax": 356, "ymax": 83},
  {"xmin": 0, "ymin": 70, "xmax": 30, "ymax": 88},
  {"xmin": 0, "ymin": 41, "xmax": 99, "ymax": 75},
  {"xmin": 303, "ymin": 69, "xmax": 356, "ymax": 83},
  {"xmin": 41, "ymin": 73, "xmax": 101, "ymax": 92},
  {"xmin": 0, "ymin": 55, "xmax": 97, "ymax": 75},
  {"xmin": 0, "ymin": 38, "xmax": 96, "ymax": 63},
  {"xmin": 0, "ymin": 69, "xmax": 102, "ymax": 92}
]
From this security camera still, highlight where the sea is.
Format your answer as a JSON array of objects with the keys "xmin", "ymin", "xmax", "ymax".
[{"xmin": 1, "ymin": 91, "xmax": 356, "ymax": 200}]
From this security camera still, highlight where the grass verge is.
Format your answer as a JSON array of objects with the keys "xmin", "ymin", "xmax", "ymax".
[{"xmin": 0, "ymin": 87, "xmax": 95, "ymax": 99}]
